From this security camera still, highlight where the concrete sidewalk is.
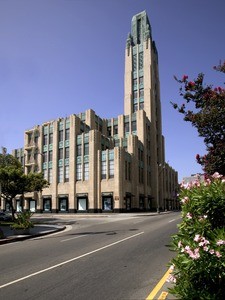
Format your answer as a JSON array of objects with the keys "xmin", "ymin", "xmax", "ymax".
[{"xmin": 0, "ymin": 224, "xmax": 66, "ymax": 245}]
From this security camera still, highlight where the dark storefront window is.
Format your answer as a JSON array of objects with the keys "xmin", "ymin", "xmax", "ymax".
[
  {"xmin": 59, "ymin": 197, "xmax": 68, "ymax": 212},
  {"xmin": 43, "ymin": 198, "xmax": 51, "ymax": 212},
  {"xmin": 102, "ymin": 196, "xmax": 113, "ymax": 211}
]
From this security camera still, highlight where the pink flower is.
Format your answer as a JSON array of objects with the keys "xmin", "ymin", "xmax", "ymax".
[
  {"xmin": 194, "ymin": 234, "xmax": 201, "ymax": 242},
  {"xmin": 203, "ymin": 246, "xmax": 209, "ymax": 252},
  {"xmin": 216, "ymin": 240, "xmax": 225, "ymax": 246},
  {"xmin": 204, "ymin": 178, "xmax": 211, "ymax": 186},
  {"xmin": 185, "ymin": 245, "xmax": 191, "ymax": 252},
  {"xmin": 215, "ymin": 251, "xmax": 222, "ymax": 258},
  {"xmin": 212, "ymin": 172, "xmax": 223, "ymax": 179},
  {"xmin": 167, "ymin": 274, "xmax": 177, "ymax": 283},
  {"xmin": 181, "ymin": 196, "xmax": 189, "ymax": 204},
  {"xmin": 182, "ymin": 75, "xmax": 188, "ymax": 82},
  {"xmin": 186, "ymin": 212, "xmax": 192, "ymax": 219},
  {"xmin": 209, "ymin": 249, "xmax": 215, "ymax": 254},
  {"xmin": 190, "ymin": 248, "xmax": 200, "ymax": 260},
  {"xmin": 178, "ymin": 241, "xmax": 182, "ymax": 248}
]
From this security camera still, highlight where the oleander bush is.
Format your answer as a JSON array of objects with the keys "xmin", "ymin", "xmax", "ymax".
[
  {"xmin": 11, "ymin": 211, "xmax": 34, "ymax": 230},
  {"xmin": 169, "ymin": 173, "xmax": 225, "ymax": 300}
]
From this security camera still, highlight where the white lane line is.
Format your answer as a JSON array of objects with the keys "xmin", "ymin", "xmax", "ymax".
[
  {"xmin": 0, "ymin": 231, "xmax": 144, "ymax": 289},
  {"xmin": 61, "ymin": 234, "xmax": 87, "ymax": 242},
  {"xmin": 168, "ymin": 219, "xmax": 176, "ymax": 223}
]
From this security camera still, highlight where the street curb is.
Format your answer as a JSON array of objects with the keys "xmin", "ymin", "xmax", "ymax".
[{"xmin": 0, "ymin": 225, "xmax": 66, "ymax": 245}]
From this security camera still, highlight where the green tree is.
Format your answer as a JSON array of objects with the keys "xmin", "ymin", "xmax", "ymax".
[
  {"xmin": 171, "ymin": 61, "xmax": 225, "ymax": 175},
  {"xmin": 0, "ymin": 153, "xmax": 48, "ymax": 220}
]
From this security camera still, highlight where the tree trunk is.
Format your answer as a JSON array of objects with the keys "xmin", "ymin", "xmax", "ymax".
[{"xmin": 10, "ymin": 198, "xmax": 15, "ymax": 221}]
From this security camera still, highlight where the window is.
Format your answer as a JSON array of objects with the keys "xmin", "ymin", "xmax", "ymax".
[
  {"xmin": 65, "ymin": 147, "xmax": 69, "ymax": 159},
  {"xmin": 139, "ymin": 89, "xmax": 144, "ymax": 98},
  {"xmin": 65, "ymin": 165, "xmax": 69, "ymax": 182},
  {"xmin": 43, "ymin": 134, "xmax": 48, "ymax": 146},
  {"xmin": 124, "ymin": 122, "xmax": 129, "ymax": 133},
  {"xmin": 139, "ymin": 102, "xmax": 144, "ymax": 110},
  {"xmin": 84, "ymin": 143, "xmax": 89, "ymax": 156},
  {"xmin": 65, "ymin": 128, "xmax": 70, "ymax": 140},
  {"xmin": 128, "ymin": 162, "xmax": 131, "ymax": 180},
  {"xmin": 107, "ymin": 126, "xmax": 112, "ymax": 137},
  {"xmin": 43, "ymin": 169, "xmax": 48, "ymax": 181},
  {"xmin": 59, "ymin": 130, "xmax": 63, "ymax": 142},
  {"xmin": 77, "ymin": 144, "xmax": 82, "ymax": 156},
  {"xmin": 109, "ymin": 150, "xmax": 114, "ymax": 160},
  {"xmin": 133, "ymin": 54, "xmax": 137, "ymax": 71},
  {"xmin": 43, "ymin": 198, "xmax": 51, "ymax": 212},
  {"xmin": 49, "ymin": 133, "xmax": 53, "ymax": 144},
  {"xmin": 48, "ymin": 168, "xmax": 53, "ymax": 184},
  {"xmin": 49, "ymin": 150, "xmax": 53, "ymax": 162},
  {"xmin": 109, "ymin": 160, "xmax": 114, "ymax": 178},
  {"xmin": 133, "ymin": 103, "xmax": 138, "ymax": 112},
  {"xmin": 113, "ymin": 125, "xmax": 118, "ymax": 135},
  {"xmin": 58, "ymin": 167, "xmax": 63, "ymax": 183},
  {"xmin": 28, "ymin": 133, "xmax": 32, "ymax": 145},
  {"xmin": 76, "ymin": 164, "xmax": 82, "ymax": 181},
  {"xmin": 139, "ymin": 167, "xmax": 144, "ymax": 184},
  {"xmin": 139, "ymin": 76, "xmax": 144, "ymax": 85},
  {"xmin": 43, "ymin": 152, "xmax": 48, "ymax": 163},
  {"xmin": 133, "ymin": 78, "xmax": 137, "ymax": 88},
  {"xmin": 101, "ymin": 161, "xmax": 107, "ymax": 179},
  {"xmin": 114, "ymin": 139, "xmax": 120, "ymax": 147},
  {"xmin": 84, "ymin": 163, "xmax": 89, "ymax": 180},
  {"xmin": 125, "ymin": 161, "xmax": 128, "ymax": 180},
  {"xmin": 137, "ymin": 19, "xmax": 141, "ymax": 43},
  {"xmin": 139, "ymin": 52, "xmax": 143, "ymax": 69},
  {"xmin": 58, "ymin": 148, "xmax": 63, "ymax": 160},
  {"xmin": 133, "ymin": 90, "xmax": 138, "ymax": 100},
  {"xmin": 34, "ymin": 136, "xmax": 38, "ymax": 144},
  {"xmin": 131, "ymin": 121, "xmax": 137, "ymax": 131}
]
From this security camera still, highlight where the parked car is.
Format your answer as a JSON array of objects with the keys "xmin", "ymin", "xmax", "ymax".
[{"xmin": 0, "ymin": 211, "xmax": 12, "ymax": 221}]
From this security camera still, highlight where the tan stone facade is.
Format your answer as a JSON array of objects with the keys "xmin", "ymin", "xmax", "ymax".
[{"xmin": 3, "ymin": 11, "xmax": 178, "ymax": 213}]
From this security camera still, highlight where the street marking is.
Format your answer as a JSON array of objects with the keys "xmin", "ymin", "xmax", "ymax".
[
  {"xmin": 146, "ymin": 267, "xmax": 172, "ymax": 300},
  {"xmin": 61, "ymin": 234, "xmax": 87, "ymax": 242},
  {"xmin": 0, "ymin": 231, "xmax": 144, "ymax": 289},
  {"xmin": 158, "ymin": 291, "xmax": 168, "ymax": 299},
  {"xmin": 168, "ymin": 219, "xmax": 176, "ymax": 223}
]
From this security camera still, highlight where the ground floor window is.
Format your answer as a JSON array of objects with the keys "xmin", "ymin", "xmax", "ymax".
[
  {"xmin": 59, "ymin": 197, "xmax": 68, "ymax": 212},
  {"xmin": 5, "ymin": 201, "xmax": 10, "ymax": 212},
  {"xmin": 126, "ymin": 196, "xmax": 132, "ymax": 211},
  {"xmin": 43, "ymin": 198, "xmax": 51, "ymax": 212},
  {"xmin": 102, "ymin": 196, "xmax": 113, "ymax": 211},
  {"xmin": 139, "ymin": 196, "xmax": 145, "ymax": 210},
  {"xmin": 147, "ymin": 197, "xmax": 152, "ymax": 210},
  {"xmin": 29, "ymin": 200, "xmax": 36, "ymax": 212},
  {"xmin": 16, "ymin": 199, "xmax": 22, "ymax": 212},
  {"xmin": 77, "ymin": 197, "xmax": 88, "ymax": 211}
]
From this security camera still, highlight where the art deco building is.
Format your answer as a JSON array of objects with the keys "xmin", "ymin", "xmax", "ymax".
[{"xmin": 3, "ymin": 11, "xmax": 178, "ymax": 213}]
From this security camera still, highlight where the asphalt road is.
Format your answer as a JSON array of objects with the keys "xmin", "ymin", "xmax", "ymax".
[{"xmin": 0, "ymin": 212, "xmax": 180, "ymax": 300}]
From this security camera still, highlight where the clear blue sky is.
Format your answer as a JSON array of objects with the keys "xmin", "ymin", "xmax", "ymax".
[{"xmin": 0, "ymin": 0, "xmax": 224, "ymax": 181}]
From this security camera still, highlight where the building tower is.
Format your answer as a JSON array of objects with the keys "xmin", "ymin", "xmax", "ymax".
[{"xmin": 124, "ymin": 11, "xmax": 164, "ymax": 211}]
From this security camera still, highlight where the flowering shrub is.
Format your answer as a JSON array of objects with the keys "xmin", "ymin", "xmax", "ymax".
[
  {"xmin": 169, "ymin": 173, "xmax": 225, "ymax": 299},
  {"xmin": 171, "ymin": 61, "xmax": 225, "ymax": 175}
]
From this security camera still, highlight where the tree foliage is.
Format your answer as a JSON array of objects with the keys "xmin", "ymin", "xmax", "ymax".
[
  {"xmin": 171, "ymin": 61, "xmax": 225, "ymax": 175},
  {"xmin": 0, "ymin": 153, "xmax": 49, "ymax": 219}
]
